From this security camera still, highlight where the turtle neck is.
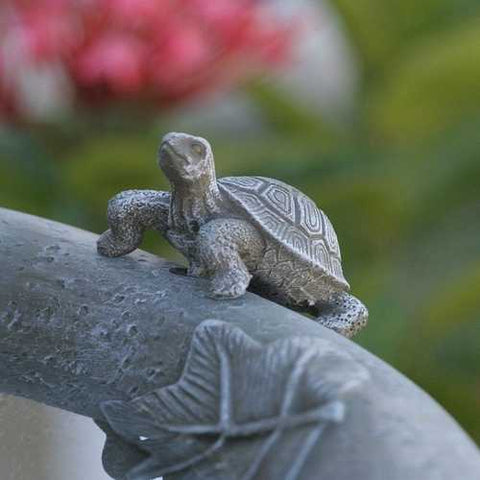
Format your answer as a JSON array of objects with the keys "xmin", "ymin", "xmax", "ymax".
[{"xmin": 169, "ymin": 174, "xmax": 222, "ymax": 234}]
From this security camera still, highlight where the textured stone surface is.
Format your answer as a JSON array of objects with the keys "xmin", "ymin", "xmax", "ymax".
[
  {"xmin": 101, "ymin": 320, "xmax": 368, "ymax": 480},
  {"xmin": 1, "ymin": 207, "xmax": 480, "ymax": 480}
]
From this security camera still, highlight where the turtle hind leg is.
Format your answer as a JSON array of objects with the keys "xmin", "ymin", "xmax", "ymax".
[
  {"xmin": 314, "ymin": 291, "xmax": 368, "ymax": 338},
  {"xmin": 196, "ymin": 218, "xmax": 264, "ymax": 299}
]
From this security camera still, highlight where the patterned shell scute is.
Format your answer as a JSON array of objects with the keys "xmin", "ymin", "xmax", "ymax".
[{"xmin": 218, "ymin": 176, "xmax": 348, "ymax": 287}]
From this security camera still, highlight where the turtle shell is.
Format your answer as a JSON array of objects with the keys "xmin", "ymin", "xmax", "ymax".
[{"xmin": 218, "ymin": 176, "xmax": 349, "ymax": 290}]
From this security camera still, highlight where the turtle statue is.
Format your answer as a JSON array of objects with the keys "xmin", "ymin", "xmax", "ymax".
[{"xmin": 98, "ymin": 132, "xmax": 368, "ymax": 337}]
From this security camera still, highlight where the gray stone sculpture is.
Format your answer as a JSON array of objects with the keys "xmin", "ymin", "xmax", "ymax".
[
  {"xmin": 97, "ymin": 132, "xmax": 368, "ymax": 337},
  {"xmin": 101, "ymin": 319, "xmax": 368, "ymax": 480},
  {"xmin": 3, "ymin": 207, "xmax": 480, "ymax": 480}
]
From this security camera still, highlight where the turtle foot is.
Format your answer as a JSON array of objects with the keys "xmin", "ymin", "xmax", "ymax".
[
  {"xmin": 315, "ymin": 292, "xmax": 368, "ymax": 338},
  {"xmin": 97, "ymin": 229, "xmax": 138, "ymax": 257},
  {"xmin": 209, "ymin": 268, "xmax": 251, "ymax": 299},
  {"xmin": 187, "ymin": 262, "xmax": 208, "ymax": 278}
]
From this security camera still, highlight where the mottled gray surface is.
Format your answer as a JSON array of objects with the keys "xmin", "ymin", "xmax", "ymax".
[
  {"xmin": 98, "ymin": 132, "xmax": 368, "ymax": 337},
  {"xmin": 101, "ymin": 320, "xmax": 367, "ymax": 480},
  {"xmin": 1, "ymin": 207, "xmax": 480, "ymax": 480}
]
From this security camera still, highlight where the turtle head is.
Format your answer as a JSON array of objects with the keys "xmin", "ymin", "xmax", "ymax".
[{"xmin": 158, "ymin": 132, "xmax": 214, "ymax": 185}]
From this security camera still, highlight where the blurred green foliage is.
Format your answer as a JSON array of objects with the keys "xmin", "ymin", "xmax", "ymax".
[{"xmin": 1, "ymin": 1, "xmax": 479, "ymax": 443}]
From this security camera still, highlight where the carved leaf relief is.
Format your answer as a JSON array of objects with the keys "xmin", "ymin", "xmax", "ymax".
[{"xmin": 101, "ymin": 320, "xmax": 368, "ymax": 480}]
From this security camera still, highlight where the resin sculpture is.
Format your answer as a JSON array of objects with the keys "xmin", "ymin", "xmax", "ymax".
[{"xmin": 98, "ymin": 133, "xmax": 368, "ymax": 337}]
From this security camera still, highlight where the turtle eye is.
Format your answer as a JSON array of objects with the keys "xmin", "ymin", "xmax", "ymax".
[{"xmin": 191, "ymin": 143, "xmax": 205, "ymax": 156}]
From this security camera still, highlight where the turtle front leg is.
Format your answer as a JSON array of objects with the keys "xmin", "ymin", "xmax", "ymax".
[
  {"xmin": 196, "ymin": 218, "xmax": 264, "ymax": 299},
  {"xmin": 314, "ymin": 292, "xmax": 368, "ymax": 338},
  {"xmin": 97, "ymin": 189, "xmax": 170, "ymax": 257}
]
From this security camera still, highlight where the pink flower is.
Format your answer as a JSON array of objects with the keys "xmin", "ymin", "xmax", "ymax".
[
  {"xmin": 75, "ymin": 35, "xmax": 146, "ymax": 94},
  {"xmin": 186, "ymin": 0, "xmax": 251, "ymax": 42},
  {"xmin": 150, "ymin": 21, "xmax": 212, "ymax": 93},
  {"xmin": 0, "ymin": 0, "xmax": 297, "ymax": 121},
  {"xmin": 102, "ymin": 0, "xmax": 171, "ymax": 29},
  {"xmin": 14, "ymin": 3, "xmax": 79, "ymax": 61}
]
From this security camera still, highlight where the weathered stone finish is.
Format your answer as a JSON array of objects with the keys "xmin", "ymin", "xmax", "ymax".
[{"xmin": 1, "ymin": 207, "xmax": 479, "ymax": 480}]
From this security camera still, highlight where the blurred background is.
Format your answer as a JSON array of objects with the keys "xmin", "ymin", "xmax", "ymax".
[{"xmin": 1, "ymin": 0, "xmax": 479, "ymax": 476}]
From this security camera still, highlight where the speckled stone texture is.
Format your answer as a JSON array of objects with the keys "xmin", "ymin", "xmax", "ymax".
[
  {"xmin": 98, "ymin": 132, "xmax": 368, "ymax": 338},
  {"xmin": 1, "ymin": 207, "xmax": 480, "ymax": 480}
]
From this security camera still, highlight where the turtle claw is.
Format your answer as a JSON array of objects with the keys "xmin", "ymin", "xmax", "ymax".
[
  {"xmin": 97, "ymin": 229, "xmax": 138, "ymax": 257},
  {"xmin": 188, "ymin": 262, "xmax": 208, "ymax": 278},
  {"xmin": 315, "ymin": 292, "xmax": 368, "ymax": 338},
  {"xmin": 209, "ymin": 269, "xmax": 251, "ymax": 299}
]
